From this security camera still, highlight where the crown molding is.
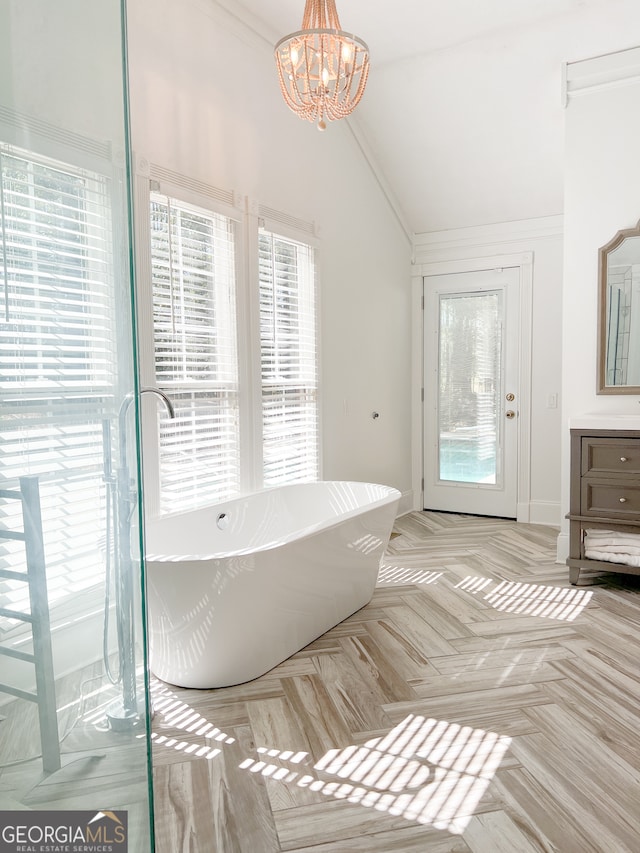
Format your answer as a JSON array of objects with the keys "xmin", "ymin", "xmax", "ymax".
[
  {"xmin": 413, "ymin": 214, "xmax": 563, "ymax": 259},
  {"xmin": 562, "ymin": 45, "xmax": 640, "ymax": 107}
]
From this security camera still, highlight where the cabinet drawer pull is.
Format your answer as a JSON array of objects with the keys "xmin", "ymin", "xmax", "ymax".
[
  {"xmin": 619, "ymin": 497, "xmax": 627, "ymax": 503},
  {"xmin": 620, "ymin": 456, "xmax": 628, "ymax": 462}
]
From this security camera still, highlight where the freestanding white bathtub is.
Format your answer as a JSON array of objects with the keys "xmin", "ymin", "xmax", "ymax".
[{"xmin": 144, "ymin": 481, "xmax": 400, "ymax": 688}]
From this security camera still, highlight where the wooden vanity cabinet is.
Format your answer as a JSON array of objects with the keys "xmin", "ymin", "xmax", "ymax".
[{"xmin": 566, "ymin": 427, "xmax": 640, "ymax": 584}]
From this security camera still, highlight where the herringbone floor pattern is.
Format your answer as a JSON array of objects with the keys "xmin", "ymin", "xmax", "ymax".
[{"xmin": 152, "ymin": 512, "xmax": 640, "ymax": 852}]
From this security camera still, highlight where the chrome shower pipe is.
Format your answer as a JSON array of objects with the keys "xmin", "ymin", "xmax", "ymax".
[
  {"xmin": 118, "ymin": 387, "xmax": 175, "ymax": 473},
  {"xmin": 106, "ymin": 387, "xmax": 175, "ymax": 731}
]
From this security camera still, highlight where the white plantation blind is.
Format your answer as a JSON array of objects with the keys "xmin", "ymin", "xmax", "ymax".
[
  {"xmin": 0, "ymin": 144, "xmax": 116, "ymax": 631},
  {"xmin": 259, "ymin": 229, "xmax": 319, "ymax": 485},
  {"xmin": 150, "ymin": 194, "xmax": 240, "ymax": 513}
]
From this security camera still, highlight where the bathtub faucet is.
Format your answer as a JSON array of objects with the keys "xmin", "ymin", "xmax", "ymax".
[
  {"xmin": 105, "ymin": 386, "xmax": 176, "ymax": 731},
  {"xmin": 140, "ymin": 386, "xmax": 175, "ymax": 419},
  {"xmin": 118, "ymin": 386, "xmax": 175, "ymax": 476},
  {"xmin": 118, "ymin": 386, "xmax": 175, "ymax": 436}
]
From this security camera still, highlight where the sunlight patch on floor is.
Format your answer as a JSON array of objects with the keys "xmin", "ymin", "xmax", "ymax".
[
  {"xmin": 240, "ymin": 714, "xmax": 510, "ymax": 834},
  {"xmin": 146, "ymin": 680, "xmax": 235, "ymax": 759},
  {"xmin": 378, "ymin": 565, "xmax": 443, "ymax": 585},
  {"xmin": 454, "ymin": 575, "xmax": 493, "ymax": 595},
  {"xmin": 484, "ymin": 580, "xmax": 593, "ymax": 621},
  {"xmin": 454, "ymin": 576, "xmax": 593, "ymax": 621}
]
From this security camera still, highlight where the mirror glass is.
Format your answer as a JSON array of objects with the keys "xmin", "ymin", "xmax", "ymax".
[{"xmin": 598, "ymin": 219, "xmax": 640, "ymax": 394}]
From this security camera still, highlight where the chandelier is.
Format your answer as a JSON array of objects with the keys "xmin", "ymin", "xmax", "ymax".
[{"xmin": 274, "ymin": 0, "xmax": 370, "ymax": 131}]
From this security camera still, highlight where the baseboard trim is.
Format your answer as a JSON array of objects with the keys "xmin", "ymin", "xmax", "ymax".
[
  {"xmin": 528, "ymin": 501, "xmax": 562, "ymax": 527},
  {"xmin": 400, "ymin": 495, "xmax": 560, "ymax": 526},
  {"xmin": 397, "ymin": 490, "xmax": 415, "ymax": 517},
  {"xmin": 556, "ymin": 531, "xmax": 570, "ymax": 565}
]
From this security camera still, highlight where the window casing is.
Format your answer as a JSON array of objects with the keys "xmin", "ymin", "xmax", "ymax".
[
  {"xmin": 140, "ymin": 174, "xmax": 320, "ymax": 517},
  {"xmin": 259, "ymin": 228, "xmax": 319, "ymax": 486},
  {"xmin": 149, "ymin": 193, "xmax": 240, "ymax": 515}
]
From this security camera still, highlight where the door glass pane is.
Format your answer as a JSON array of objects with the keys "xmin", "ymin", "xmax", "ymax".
[{"xmin": 438, "ymin": 291, "xmax": 502, "ymax": 485}]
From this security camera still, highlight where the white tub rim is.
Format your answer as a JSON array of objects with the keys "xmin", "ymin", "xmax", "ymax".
[{"xmin": 145, "ymin": 480, "xmax": 400, "ymax": 563}]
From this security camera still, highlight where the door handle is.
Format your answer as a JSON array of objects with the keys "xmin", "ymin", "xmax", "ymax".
[{"xmin": 505, "ymin": 410, "xmax": 516, "ymax": 419}]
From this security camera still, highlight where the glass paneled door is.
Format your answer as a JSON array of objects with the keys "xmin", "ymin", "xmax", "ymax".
[{"xmin": 423, "ymin": 268, "xmax": 520, "ymax": 517}]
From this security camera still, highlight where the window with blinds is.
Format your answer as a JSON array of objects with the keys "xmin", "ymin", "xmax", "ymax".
[
  {"xmin": 0, "ymin": 144, "xmax": 116, "ymax": 632},
  {"xmin": 149, "ymin": 194, "xmax": 240, "ymax": 513},
  {"xmin": 259, "ymin": 229, "xmax": 319, "ymax": 486}
]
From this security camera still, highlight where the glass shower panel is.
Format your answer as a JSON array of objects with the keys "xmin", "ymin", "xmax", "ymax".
[
  {"xmin": 0, "ymin": 2, "xmax": 153, "ymax": 850},
  {"xmin": 438, "ymin": 290, "xmax": 502, "ymax": 485}
]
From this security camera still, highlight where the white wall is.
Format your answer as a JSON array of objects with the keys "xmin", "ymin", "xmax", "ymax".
[
  {"xmin": 126, "ymin": 0, "xmax": 413, "ymax": 506},
  {"xmin": 558, "ymin": 46, "xmax": 640, "ymax": 560},
  {"xmin": 396, "ymin": 5, "xmax": 639, "ymax": 528},
  {"xmin": 356, "ymin": 0, "xmax": 640, "ymax": 234},
  {"xmin": 1, "ymin": 1, "xmax": 125, "ymax": 143}
]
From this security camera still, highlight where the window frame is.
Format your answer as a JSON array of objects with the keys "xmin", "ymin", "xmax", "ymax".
[
  {"xmin": 135, "ymin": 167, "xmax": 322, "ymax": 519},
  {"xmin": 257, "ymin": 220, "xmax": 320, "ymax": 487},
  {"xmin": 150, "ymin": 191, "xmax": 242, "ymax": 514},
  {"xmin": 134, "ymin": 167, "xmax": 249, "ymax": 518},
  {"xmin": 0, "ymin": 122, "xmax": 131, "ymax": 637}
]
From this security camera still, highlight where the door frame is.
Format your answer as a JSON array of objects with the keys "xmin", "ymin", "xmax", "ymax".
[
  {"xmin": 411, "ymin": 252, "xmax": 533, "ymax": 522},
  {"xmin": 423, "ymin": 267, "xmax": 520, "ymax": 517}
]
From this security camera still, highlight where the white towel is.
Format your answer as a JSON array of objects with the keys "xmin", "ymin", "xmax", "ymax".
[
  {"xmin": 584, "ymin": 535, "xmax": 640, "ymax": 547},
  {"xmin": 585, "ymin": 542, "xmax": 640, "ymax": 556},
  {"xmin": 584, "ymin": 529, "xmax": 640, "ymax": 566},
  {"xmin": 584, "ymin": 528, "xmax": 640, "ymax": 543},
  {"xmin": 584, "ymin": 547, "xmax": 640, "ymax": 567},
  {"xmin": 584, "ymin": 529, "xmax": 640, "ymax": 552}
]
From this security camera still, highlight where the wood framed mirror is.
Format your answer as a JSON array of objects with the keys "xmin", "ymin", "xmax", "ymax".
[{"xmin": 597, "ymin": 218, "xmax": 640, "ymax": 394}]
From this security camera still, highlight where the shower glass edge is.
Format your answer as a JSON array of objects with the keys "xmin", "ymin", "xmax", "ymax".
[{"xmin": 0, "ymin": 0, "xmax": 154, "ymax": 848}]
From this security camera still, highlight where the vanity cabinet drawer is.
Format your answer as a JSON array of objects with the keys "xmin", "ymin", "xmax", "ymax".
[
  {"xmin": 581, "ymin": 480, "xmax": 640, "ymax": 518},
  {"xmin": 581, "ymin": 438, "xmax": 640, "ymax": 477},
  {"xmin": 568, "ymin": 428, "xmax": 640, "ymax": 585}
]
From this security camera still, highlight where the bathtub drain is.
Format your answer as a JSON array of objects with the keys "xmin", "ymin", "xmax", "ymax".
[{"xmin": 217, "ymin": 512, "xmax": 230, "ymax": 530}]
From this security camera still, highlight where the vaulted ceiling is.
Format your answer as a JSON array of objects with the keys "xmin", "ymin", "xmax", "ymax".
[
  {"xmin": 229, "ymin": 0, "xmax": 606, "ymax": 65},
  {"xmin": 221, "ymin": 0, "xmax": 637, "ymax": 235}
]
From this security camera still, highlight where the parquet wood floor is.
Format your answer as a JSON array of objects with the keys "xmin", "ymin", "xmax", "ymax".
[{"xmin": 151, "ymin": 511, "xmax": 640, "ymax": 852}]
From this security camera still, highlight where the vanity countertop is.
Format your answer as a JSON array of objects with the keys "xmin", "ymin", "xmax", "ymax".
[{"xmin": 570, "ymin": 413, "xmax": 640, "ymax": 430}]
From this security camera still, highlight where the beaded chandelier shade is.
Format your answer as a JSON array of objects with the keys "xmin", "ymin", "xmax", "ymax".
[{"xmin": 274, "ymin": 0, "xmax": 370, "ymax": 131}]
